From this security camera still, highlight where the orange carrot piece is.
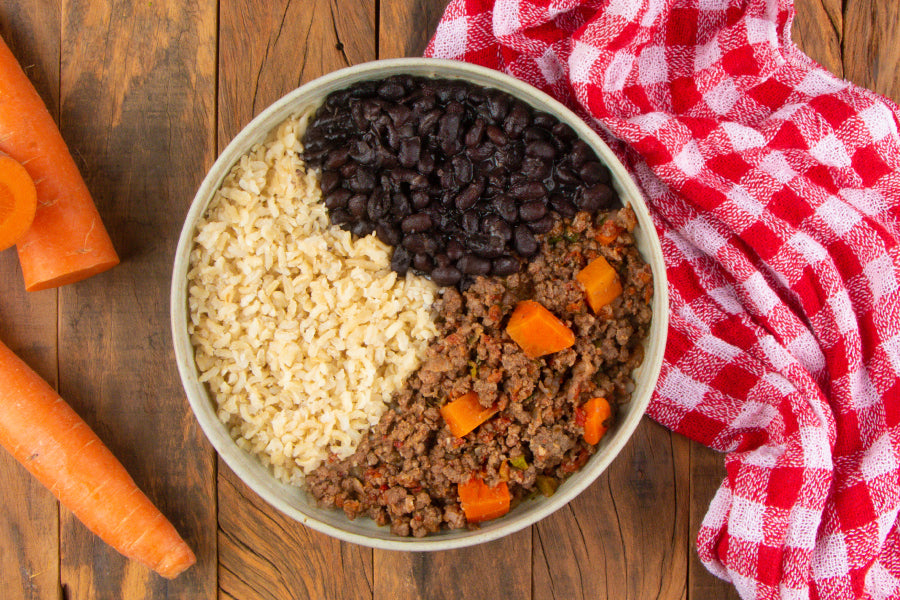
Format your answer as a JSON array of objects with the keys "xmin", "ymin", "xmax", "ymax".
[
  {"xmin": 594, "ymin": 219, "xmax": 621, "ymax": 246},
  {"xmin": 582, "ymin": 397, "xmax": 612, "ymax": 445},
  {"xmin": 0, "ymin": 34, "xmax": 119, "ymax": 291},
  {"xmin": 0, "ymin": 153, "xmax": 37, "ymax": 251},
  {"xmin": 458, "ymin": 476, "xmax": 510, "ymax": 523},
  {"xmin": 576, "ymin": 256, "xmax": 623, "ymax": 313},
  {"xmin": 440, "ymin": 391, "xmax": 498, "ymax": 438},
  {"xmin": 0, "ymin": 338, "xmax": 195, "ymax": 578},
  {"xmin": 505, "ymin": 300, "xmax": 575, "ymax": 359}
]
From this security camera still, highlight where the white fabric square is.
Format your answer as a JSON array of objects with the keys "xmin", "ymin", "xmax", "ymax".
[
  {"xmin": 763, "ymin": 371, "xmax": 796, "ymax": 394},
  {"xmin": 684, "ymin": 215, "xmax": 729, "ymax": 255},
  {"xmin": 606, "ymin": 0, "xmax": 641, "ymax": 19},
  {"xmin": 673, "ymin": 139, "xmax": 704, "ymax": 176},
  {"xmin": 787, "ymin": 231, "xmax": 828, "ymax": 265},
  {"xmin": 729, "ymin": 497, "xmax": 767, "ymax": 542},
  {"xmin": 759, "ymin": 151, "xmax": 797, "ymax": 184},
  {"xmin": 816, "ymin": 195, "xmax": 861, "ymax": 236},
  {"xmin": 841, "ymin": 188, "xmax": 888, "ymax": 218},
  {"xmin": 864, "ymin": 252, "xmax": 898, "ymax": 302},
  {"xmin": 695, "ymin": 39, "xmax": 722, "ymax": 72},
  {"xmin": 431, "ymin": 17, "xmax": 470, "ymax": 59},
  {"xmin": 603, "ymin": 51, "xmax": 635, "ymax": 91},
  {"xmin": 722, "ymin": 122, "xmax": 765, "ymax": 150},
  {"xmin": 848, "ymin": 366, "xmax": 879, "ymax": 410},
  {"xmin": 728, "ymin": 185, "xmax": 765, "ymax": 218},
  {"xmin": 493, "ymin": 0, "xmax": 521, "ymax": 36},
  {"xmin": 708, "ymin": 284, "xmax": 744, "ymax": 315},
  {"xmin": 629, "ymin": 111, "xmax": 670, "ymax": 133},
  {"xmin": 734, "ymin": 405, "xmax": 780, "ymax": 439},
  {"xmin": 810, "ymin": 133, "xmax": 852, "ymax": 168},
  {"xmin": 770, "ymin": 102, "xmax": 804, "ymax": 122},
  {"xmin": 741, "ymin": 271, "xmax": 779, "ymax": 315},
  {"xmin": 860, "ymin": 433, "xmax": 898, "ymax": 482},
  {"xmin": 658, "ymin": 367, "xmax": 711, "ymax": 409},
  {"xmin": 698, "ymin": 0, "xmax": 730, "ymax": 9},
  {"xmin": 760, "ymin": 336, "xmax": 793, "ymax": 371},
  {"xmin": 826, "ymin": 290, "xmax": 856, "ymax": 335},
  {"xmin": 536, "ymin": 48, "xmax": 565, "ymax": 85},
  {"xmin": 677, "ymin": 301, "xmax": 711, "ymax": 332},
  {"xmin": 786, "ymin": 329, "xmax": 825, "ymax": 375},
  {"xmin": 670, "ymin": 228, "xmax": 706, "ymax": 261},
  {"xmin": 812, "ymin": 534, "xmax": 850, "ymax": 579},
  {"xmin": 785, "ymin": 505, "xmax": 821, "ymax": 549},
  {"xmin": 859, "ymin": 103, "xmax": 899, "ymax": 142},
  {"xmin": 705, "ymin": 79, "xmax": 741, "ymax": 115},
  {"xmin": 797, "ymin": 70, "xmax": 849, "ymax": 96},
  {"xmin": 745, "ymin": 17, "xmax": 776, "ymax": 45},
  {"xmin": 778, "ymin": 584, "xmax": 812, "ymax": 600},
  {"xmin": 731, "ymin": 572, "xmax": 760, "ymax": 600},
  {"xmin": 698, "ymin": 333, "xmax": 742, "ymax": 360},
  {"xmin": 799, "ymin": 426, "xmax": 832, "ymax": 468},
  {"xmin": 569, "ymin": 41, "xmax": 601, "ymax": 83},
  {"xmin": 867, "ymin": 561, "xmax": 900, "ymax": 600},
  {"xmin": 884, "ymin": 333, "xmax": 900, "ymax": 374},
  {"xmin": 640, "ymin": 0, "xmax": 665, "ymax": 26},
  {"xmin": 638, "ymin": 45, "xmax": 668, "ymax": 85}
]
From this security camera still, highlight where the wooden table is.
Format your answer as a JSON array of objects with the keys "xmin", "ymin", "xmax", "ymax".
[{"xmin": 1, "ymin": 1, "xmax": 896, "ymax": 598}]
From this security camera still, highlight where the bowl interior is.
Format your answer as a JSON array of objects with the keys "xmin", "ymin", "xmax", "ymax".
[{"xmin": 171, "ymin": 58, "xmax": 668, "ymax": 551}]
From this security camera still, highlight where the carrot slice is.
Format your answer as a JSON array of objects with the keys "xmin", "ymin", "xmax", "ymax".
[
  {"xmin": 582, "ymin": 397, "xmax": 612, "ymax": 445},
  {"xmin": 505, "ymin": 300, "xmax": 575, "ymax": 359},
  {"xmin": 0, "ymin": 338, "xmax": 195, "ymax": 578},
  {"xmin": 0, "ymin": 153, "xmax": 37, "ymax": 251},
  {"xmin": 594, "ymin": 219, "xmax": 621, "ymax": 245},
  {"xmin": 458, "ymin": 476, "xmax": 510, "ymax": 523},
  {"xmin": 440, "ymin": 391, "xmax": 498, "ymax": 438},
  {"xmin": 576, "ymin": 256, "xmax": 622, "ymax": 313},
  {"xmin": 0, "ymin": 34, "xmax": 119, "ymax": 291}
]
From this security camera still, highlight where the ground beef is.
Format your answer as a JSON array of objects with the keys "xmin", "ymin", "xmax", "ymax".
[{"xmin": 305, "ymin": 206, "xmax": 653, "ymax": 536}]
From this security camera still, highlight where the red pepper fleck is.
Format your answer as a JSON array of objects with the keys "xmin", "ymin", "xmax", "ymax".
[{"xmin": 574, "ymin": 407, "xmax": 586, "ymax": 427}]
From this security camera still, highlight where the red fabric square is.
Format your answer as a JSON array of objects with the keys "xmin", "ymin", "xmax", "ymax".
[
  {"xmin": 667, "ymin": 261, "xmax": 707, "ymax": 303},
  {"xmin": 722, "ymin": 45, "xmax": 758, "ymax": 77},
  {"xmin": 680, "ymin": 116, "xmax": 718, "ymax": 138},
  {"xmin": 632, "ymin": 134, "xmax": 673, "ymax": 166},
  {"xmin": 712, "ymin": 363, "xmax": 758, "ymax": 399},
  {"xmin": 709, "ymin": 152, "xmax": 753, "ymax": 183},
  {"xmin": 749, "ymin": 78, "xmax": 793, "ymax": 110},
  {"xmin": 852, "ymin": 145, "xmax": 892, "ymax": 186},
  {"xmin": 810, "ymin": 95, "xmax": 855, "ymax": 131},
  {"xmin": 681, "ymin": 180, "xmax": 728, "ymax": 211},
  {"xmin": 769, "ymin": 121, "xmax": 809, "ymax": 150},
  {"xmin": 609, "ymin": 21, "xmax": 639, "ymax": 51},
  {"xmin": 767, "ymin": 467, "xmax": 804, "ymax": 509},
  {"xmin": 768, "ymin": 185, "xmax": 814, "ymax": 227},
  {"xmin": 666, "ymin": 8, "xmax": 699, "ymax": 46},
  {"xmin": 757, "ymin": 545, "xmax": 785, "ymax": 586},
  {"xmin": 742, "ymin": 221, "xmax": 783, "ymax": 260},
  {"xmin": 805, "ymin": 165, "xmax": 839, "ymax": 194},
  {"xmin": 679, "ymin": 410, "xmax": 726, "ymax": 445},
  {"xmin": 671, "ymin": 76, "xmax": 703, "ymax": 113},
  {"xmin": 625, "ymin": 84, "xmax": 653, "ymax": 113},
  {"xmin": 833, "ymin": 404, "xmax": 860, "ymax": 456},
  {"xmin": 884, "ymin": 380, "xmax": 900, "ymax": 427},
  {"xmin": 835, "ymin": 483, "xmax": 876, "ymax": 531}
]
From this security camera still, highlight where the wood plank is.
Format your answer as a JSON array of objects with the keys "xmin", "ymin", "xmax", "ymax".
[
  {"xmin": 842, "ymin": 0, "xmax": 900, "ymax": 103},
  {"xmin": 0, "ymin": 4, "xmax": 61, "ymax": 599},
  {"xmin": 379, "ymin": 0, "xmax": 447, "ymax": 59},
  {"xmin": 791, "ymin": 0, "xmax": 843, "ymax": 76},
  {"xmin": 688, "ymin": 446, "xmax": 740, "ymax": 600},
  {"xmin": 55, "ymin": 1, "xmax": 218, "ymax": 597},
  {"xmin": 216, "ymin": 2, "xmax": 376, "ymax": 597},
  {"xmin": 533, "ymin": 421, "xmax": 689, "ymax": 600}
]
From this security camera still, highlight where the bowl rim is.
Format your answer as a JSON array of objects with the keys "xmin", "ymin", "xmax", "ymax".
[{"xmin": 171, "ymin": 57, "xmax": 668, "ymax": 551}]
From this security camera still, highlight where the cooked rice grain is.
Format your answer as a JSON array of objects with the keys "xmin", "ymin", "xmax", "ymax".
[{"xmin": 187, "ymin": 114, "xmax": 438, "ymax": 486}]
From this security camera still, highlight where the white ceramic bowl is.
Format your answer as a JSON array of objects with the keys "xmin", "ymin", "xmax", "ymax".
[{"xmin": 171, "ymin": 58, "xmax": 668, "ymax": 551}]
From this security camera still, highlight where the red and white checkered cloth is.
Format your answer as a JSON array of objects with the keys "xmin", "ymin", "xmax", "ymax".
[{"xmin": 425, "ymin": 0, "xmax": 900, "ymax": 598}]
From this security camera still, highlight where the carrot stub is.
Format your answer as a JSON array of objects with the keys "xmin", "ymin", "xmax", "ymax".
[
  {"xmin": 0, "ymin": 338, "xmax": 195, "ymax": 578},
  {"xmin": 582, "ymin": 397, "xmax": 612, "ymax": 445},
  {"xmin": 458, "ymin": 476, "xmax": 511, "ymax": 523},
  {"xmin": 0, "ymin": 153, "xmax": 37, "ymax": 251},
  {"xmin": 0, "ymin": 34, "xmax": 119, "ymax": 291},
  {"xmin": 440, "ymin": 391, "xmax": 498, "ymax": 438},
  {"xmin": 576, "ymin": 256, "xmax": 623, "ymax": 313},
  {"xmin": 505, "ymin": 300, "xmax": 575, "ymax": 359}
]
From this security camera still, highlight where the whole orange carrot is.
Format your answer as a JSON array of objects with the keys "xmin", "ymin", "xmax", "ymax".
[
  {"xmin": 0, "ymin": 34, "xmax": 119, "ymax": 291},
  {"xmin": 0, "ymin": 338, "xmax": 195, "ymax": 578}
]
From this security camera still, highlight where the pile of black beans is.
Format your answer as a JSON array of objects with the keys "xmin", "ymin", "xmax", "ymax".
[{"xmin": 302, "ymin": 75, "xmax": 619, "ymax": 289}]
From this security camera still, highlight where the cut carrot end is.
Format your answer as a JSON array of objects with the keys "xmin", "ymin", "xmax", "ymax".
[
  {"xmin": 0, "ymin": 154, "xmax": 37, "ymax": 251},
  {"xmin": 458, "ymin": 477, "xmax": 510, "ymax": 523},
  {"xmin": 582, "ymin": 397, "xmax": 612, "ymax": 445},
  {"xmin": 23, "ymin": 256, "xmax": 120, "ymax": 292},
  {"xmin": 576, "ymin": 256, "xmax": 622, "ymax": 313},
  {"xmin": 440, "ymin": 391, "xmax": 498, "ymax": 438},
  {"xmin": 505, "ymin": 300, "xmax": 575, "ymax": 359}
]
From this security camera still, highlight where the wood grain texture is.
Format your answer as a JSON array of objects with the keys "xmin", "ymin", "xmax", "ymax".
[
  {"xmin": 533, "ymin": 422, "xmax": 689, "ymax": 600},
  {"xmin": 0, "ymin": 4, "xmax": 61, "ymax": 599},
  {"xmin": 791, "ymin": 0, "xmax": 843, "ymax": 76},
  {"xmin": 842, "ymin": 0, "xmax": 900, "ymax": 103},
  {"xmin": 379, "ymin": 0, "xmax": 447, "ymax": 59},
  {"xmin": 55, "ymin": 0, "xmax": 217, "ymax": 597},
  {"xmin": 216, "ymin": 2, "xmax": 376, "ymax": 597}
]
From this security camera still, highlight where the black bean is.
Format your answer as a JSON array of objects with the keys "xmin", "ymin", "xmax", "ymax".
[
  {"xmin": 350, "ymin": 101, "xmax": 367, "ymax": 130},
  {"xmin": 339, "ymin": 162, "xmax": 357, "ymax": 178},
  {"xmin": 331, "ymin": 208, "xmax": 351, "ymax": 226},
  {"xmin": 398, "ymin": 137, "xmax": 421, "ymax": 168},
  {"xmin": 324, "ymin": 188, "xmax": 352, "ymax": 210},
  {"xmin": 552, "ymin": 121, "xmax": 577, "ymax": 142},
  {"xmin": 555, "ymin": 165, "xmax": 579, "ymax": 185},
  {"xmin": 550, "ymin": 194, "xmax": 577, "ymax": 218},
  {"xmin": 347, "ymin": 194, "xmax": 368, "ymax": 218},
  {"xmin": 413, "ymin": 253, "xmax": 433, "ymax": 273},
  {"xmin": 438, "ymin": 112, "xmax": 461, "ymax": 145},
  {"xmin": 402, "ymin": 233, "xmax": 438, "ymax": 254},
  {"xmin": 377, "ymin": 81, "xmax": 405, "ymax": 100},
  {"xmin": 452, "ymin": 155, "xmax": 473, "ymax": 184},
  {"xmin": 401, "ymin": 212, "xmax": 432, "ymax": 233},
  {"xmin": 526, "ymin": 140, "xmax": 556, "ymax": 160},
  {"xmin": 431, "ymin": 266, "xmax": 462, "ymax": 286},
  {"xmin": 466, "ymin": 142, "xmax": 494, "ymax": 162},
  {"xmin": 445, "ymin": 239, "xmax": 464, "ymax": 261},
  {"xmin": 521, "ymin": 156, "xmax": 551, "ymax": 180},
  {"xmin": 411, "ymin": 190, "xmax": 431, "ymax": 210},
  {"xmin": 528, "ymin": 215, "xmax": 555, "ymax": 234},
  {"xmin": 514, "ymin": 225, "xmax": 538, "ymax": 256},
  {"xmin": 320, "ymin": 170, "xmax": 340, "ymax": 194},
  {"xmin": 324, "ymin": 147, "xmax": 351, "ymax": 169},
  {"xmin": 391, "ymin": 193, "xmax": 411, "ymax": 217},
  {"xmin": 387, "ymin": 103, "xmax": 413, "ymax": 126},
  {"xmin": 481, "ymin": 214, "xmax": 512, "ymax": 241},
  {"xmin": 348, "ymin": 168, "xmax": 375, "ymax": 193},
  {"xmin": 434, "ymin": 253, "xmax": 451, "ymax": 268},
  {"xmin": 366, "ymin": 188, "xmax": 389, "ymax": 220},
  {"xmin": 462, "ymin": 210, "xmax": 479, "ymax": 233},
  {"xmin": 570, "ymin": 140, "xmax": 592, "ymax": 168},
  {"xmin": 417, "ymin": 150, "xmax": 436, "ymax": 175},
  {"xmin": 524, "ymin": 126, "xmax": 551, "ymax": 143},
  {"xmin": 457, "ymin": 254, "xmax": 491, "ymax": 275},
  {"xmin": 492, "ymin": 194, "xmax": 518, "ymax": 223},
  {"xmin": 469, "ymin": 234, "xmax": 506, "ymax": 258},
  {"xmin": 503, "ymin": 102, "xmax": 531, "ymax": 138},
  {"xmin": 375, "ymin": 221, "xmax": 401, "ymax": 246},
  {"xmin": 350, "ymin": 220, "xmax": 375, "ymax": 237},
  {"xmin": 487, "ymin": 91, "xmax": 510, "ymax": 121},
  {"xmin": 412, "ymin": 94, "xmax": 435, "ymax": 114},
  {"xmin": 485, "ymin": 125, "xmax": 507, "ymax": 146},
  {"xmin": 454, "ymin": 179, "xmax": 485, "ymax": 211},
  {"xmin": 391, "ymin": 246, "xmax": 411, "ymax": 275},
  {"xmin": 577, "ymin": 183, "xmax": 614, "ymax": 212},
  {"xmin": 374, "ymin": 144, "xmax": 399, "ymax": 169},
  {"xmin": 533, "ymin": 112, "xmax": 556, "ymax": 129},
  {"xmin": 419, "ymin": 109, "xmax": 442, "ymax": 136},
  {"xmin": 491, "ymin": 255, "xmax": 520, "ymax": 276},
  {"xmin": 518, "ymin": 200, "xmax": 547, "ymax": 222},
  {"xmin": 510, "ymin": 181, "xmax": 546, "ymax": 201},
  {"xmin": 465, "ymin": 119, "xmax": 486, "ymax": 147},
  {"xmin": 579, "ymin": 161, "xmax": 609, "ymax": 185}
]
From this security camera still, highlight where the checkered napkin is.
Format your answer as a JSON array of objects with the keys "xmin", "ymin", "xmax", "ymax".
[{"xmin": 425, "ymin": 0, "xmax": 900, "ymax": 598}]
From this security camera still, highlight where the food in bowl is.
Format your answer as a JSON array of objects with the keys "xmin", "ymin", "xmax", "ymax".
[{"xmin": 184, "ymin": 70, "xmax": 654, "ymax": 539}]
